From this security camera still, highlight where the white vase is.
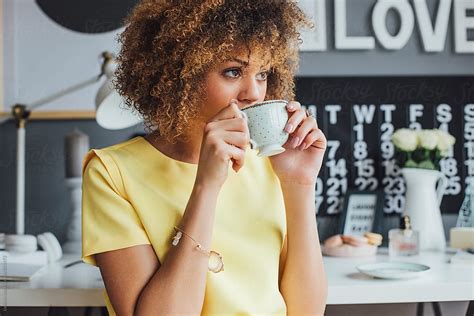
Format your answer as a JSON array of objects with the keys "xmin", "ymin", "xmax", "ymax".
[{"xmin": 401, "ymin": 168, "xmax": 448, "ymax": 251}]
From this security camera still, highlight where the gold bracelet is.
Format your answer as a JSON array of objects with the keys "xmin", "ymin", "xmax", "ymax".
[{"xmin": 172, "ymin": 226, "xmax": 224, "ymax": 273}]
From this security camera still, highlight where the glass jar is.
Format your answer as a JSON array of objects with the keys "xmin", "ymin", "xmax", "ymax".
[{"xmin": 389, "ymin": 215, "xmax": 419, "ymax": 256}]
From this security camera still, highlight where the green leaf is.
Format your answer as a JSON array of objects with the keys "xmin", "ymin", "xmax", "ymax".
[
  {"xmin": 405, "ymin": 159, "xmax": 418, "ymax": 168},
  {"xmin": 417, "ymin": 159, "xmax": 436, "ymax": 170}
]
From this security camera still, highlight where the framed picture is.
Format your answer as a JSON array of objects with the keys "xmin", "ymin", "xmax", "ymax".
[
  {"xmin": 340, "ymin": 190, "xmax": 384, "ymax": 236},
  {"xmin": 0, "ymin": 0, "xmax": 136, "ymax": 120}
]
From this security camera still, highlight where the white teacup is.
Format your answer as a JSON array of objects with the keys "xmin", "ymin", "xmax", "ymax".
[{"xmin": 240, "ymin": 100, "xmax": 289, "ymax": 157}]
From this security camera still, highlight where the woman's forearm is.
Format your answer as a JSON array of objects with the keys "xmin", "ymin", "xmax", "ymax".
[
  {"xmin": 279, "ymin": 183, "xmax": 327, "ymax": 315},
  {"xmin": 135, "ymin": 182, "xmax": 220, "ymax": 315}
]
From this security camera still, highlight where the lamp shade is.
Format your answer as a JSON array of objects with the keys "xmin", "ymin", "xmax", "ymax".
[
  {"xmin": 95, "ymin": 56, "xmax": 142, "ymax": 130},
  {"xmin": 95, "ymin": 78, "xmax": 142, "ymax": 130}
]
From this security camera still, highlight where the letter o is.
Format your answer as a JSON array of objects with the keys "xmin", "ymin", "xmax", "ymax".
[{"xmin": 372, "ymin": 0, "xmax": 415, "ymax": 50}]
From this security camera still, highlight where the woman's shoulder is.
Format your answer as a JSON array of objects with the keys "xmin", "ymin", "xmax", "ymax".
[
  {"xmin": 82, "ymin": 136, "xmax": 147, "ymax": 172},
  {"xmin": 81, "ymin": 136, "xmax": 154, "ymax": 185},
  {"xmin": 95, "ymin": 135, "xmax": 146, "ymax": 157}
]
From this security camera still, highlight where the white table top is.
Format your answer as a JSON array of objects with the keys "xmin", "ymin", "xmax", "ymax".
[
  {"xmin": 3, "ymin": 249, "xmax": 474, "ymax": 306},
  {"xmin": 324, "ymin": 249, "xmax": 474, "ymax": 304},
  {"xmin": 5, "ymin": 254, "xmax": 104, "ymax": 307}
]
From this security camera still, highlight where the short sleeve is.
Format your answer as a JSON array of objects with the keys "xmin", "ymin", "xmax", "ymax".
[{"xmin": 81, "ymin": 150, "xmax": 150, "ymax": 266}]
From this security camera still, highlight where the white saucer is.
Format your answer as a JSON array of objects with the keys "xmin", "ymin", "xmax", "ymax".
[{"xmin": 357, "ymin": 262, "xmax": 431, "ymax": 279}]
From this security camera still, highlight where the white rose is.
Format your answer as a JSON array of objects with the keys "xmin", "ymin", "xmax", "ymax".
[
  {"xmin": 392, "ymin": 128, "xmax": 418, "ymax": 151},
  {"xmin": 418, "ymin": 129, "xmax": 438, "ymax": 150},
  {"xmin": 436, "ymin": 130, "xmax": 456, "ymax": 152}
]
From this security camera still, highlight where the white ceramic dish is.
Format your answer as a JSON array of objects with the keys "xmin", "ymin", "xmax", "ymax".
[
  {"xmin": 322, "ymin": 244, "xmax": 377, "ymax": 257},
  {"xmin": 356, "ymin": 262, "xmax": 431, "ymax": 279}
]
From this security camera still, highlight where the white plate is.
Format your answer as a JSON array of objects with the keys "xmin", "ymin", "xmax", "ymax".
[{"xmin": 356, "ymin": 262, "xmax": 431, "ymax": 279}]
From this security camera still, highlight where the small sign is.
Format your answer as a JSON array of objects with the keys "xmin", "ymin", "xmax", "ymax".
[{"xmin": 340, "ymin": 190, "xmax": 383, "ymax": 236}]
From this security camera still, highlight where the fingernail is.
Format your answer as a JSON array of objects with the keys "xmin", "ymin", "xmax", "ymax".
[
  {"xmin": 285, "ymin": 123, "xmax": 294, "ymax": 133},
  {"xmin": 297, "ymin": 137, "xmax": 304, "ymax": 147},
  {"xmin": 291, "ymin": 137, "xmax": 300, "ymax": 148},
  {"xmin": 304, "ymin": 143, "xmax": 311, "ymax": 150},
  {"xmin": 300, "ymin": 142, "xmax": 307, "ymax": 151},
  {"xmin": 287, "ymin": 104, "xmax": 295, "ymax": 111}
]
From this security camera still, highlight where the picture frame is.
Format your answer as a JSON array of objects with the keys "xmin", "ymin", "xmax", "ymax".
[
  {"xmin": 0, "ymin": 0, "xmax": 125, "ymax": 120},
  {"xmin": 340, "ymin": 190, "xmax": 384, "ymax": 236}
]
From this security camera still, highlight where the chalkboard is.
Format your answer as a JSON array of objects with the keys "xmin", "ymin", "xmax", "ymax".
[{"xmin": 295, "ymin": 76, "xmax": 474, "ymax": 215}]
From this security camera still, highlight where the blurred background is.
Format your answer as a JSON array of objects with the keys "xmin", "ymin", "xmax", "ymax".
[
  {"xmin": 0, "ymin": 0, "xmax": 472, "ymax": 315},
  {"xmin": 2, "ymin": 0, "xmax": 472, "ymax": 246}
]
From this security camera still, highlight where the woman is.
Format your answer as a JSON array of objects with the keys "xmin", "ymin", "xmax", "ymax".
[{"xmin": 82, "ymin": 0, "xmax": 328, "ymax": 315}]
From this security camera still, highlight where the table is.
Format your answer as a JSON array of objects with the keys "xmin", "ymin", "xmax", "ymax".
[
  {"xmin": 4, "ymin": 254, "xmax": 103, "ymax": 307},
  {"xmin": 324, "ymin": 249, "xmax": 473, "ymax": 305},
  {"xmin": 3, "ymin": 249, "xmax": 474, "ymax": 307}
]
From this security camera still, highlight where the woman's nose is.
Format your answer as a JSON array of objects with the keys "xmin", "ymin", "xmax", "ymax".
[{"xmin": 237, "ymin": 77, "xmax": 262, "ymax": 106}]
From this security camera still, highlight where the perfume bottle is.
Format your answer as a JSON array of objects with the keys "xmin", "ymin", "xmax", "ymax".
[{"xmin": 389, "ymin": 215, "xmax": 419, "ymax": 256}]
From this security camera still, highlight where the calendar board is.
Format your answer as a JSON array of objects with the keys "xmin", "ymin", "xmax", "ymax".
[{"xmin": 295, "ymin": 76, "xmax": 474, "ymax": 215}]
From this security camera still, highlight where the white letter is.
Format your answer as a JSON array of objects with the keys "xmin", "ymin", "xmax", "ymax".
[
  {"xmin": 414, "ymin": 0, "xmax": 452, "ymax": 52},
  {"xmin": 372, "ymin": 0, "xmax": 415, "ymax": 50},
  {"xmin": 299, "ymin": 0, "xmax": 327, "ymax": 51},
  {"xmin": 325, "ymin": 105, "xmax": 341, "ymax": 124},
  {"xmin": 464, "ymin": 104, "xmax": 474, "ymax": 121},
  {"xmin": 409, "ymin": 104, "xmax": 424, "ymax": 127},
  {"xmin": 353, "ymin": 104, "xmax": 376, "ymax": 124},
  {"xmin": 335, "ymin": 0, "xmax": 375, "ymax": 49},
  {"xmin": 436, "ymin": 104, "xmax": 452, "ymax": 123},
  {"xmin": 454, "ymin": 0, "xmax": 474, "ymax": 53},
  {"xmin": 380, "ymin": 104, "xmax": 396, "ymax": 122}
]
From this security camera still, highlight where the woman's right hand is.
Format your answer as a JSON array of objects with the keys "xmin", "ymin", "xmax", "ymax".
[{"xmin": 195, "ymin": 100, "xmax": 250, "ymax": 189}]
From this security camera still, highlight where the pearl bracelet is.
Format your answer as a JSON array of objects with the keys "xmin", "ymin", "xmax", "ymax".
[{"xmin": 172, "ymin": 226, "xmax": 224, "ymax": 273}]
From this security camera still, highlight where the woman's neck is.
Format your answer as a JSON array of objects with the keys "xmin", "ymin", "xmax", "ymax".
[{"xmin": 144, "ymin": 131, "xmax": 202, "ymax": 165}]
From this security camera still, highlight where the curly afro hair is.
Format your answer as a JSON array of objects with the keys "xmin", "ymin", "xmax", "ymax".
[{"xmin": 115, "ymin": 0, "xmax": 312, "ymax": 142}]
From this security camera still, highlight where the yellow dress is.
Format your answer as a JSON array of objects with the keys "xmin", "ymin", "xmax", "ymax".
[{"xmin": 81, "ymin": 136, "xmax": 287, "ymax": 315}]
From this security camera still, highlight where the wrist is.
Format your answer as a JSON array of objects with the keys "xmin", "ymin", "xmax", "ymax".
[
  {"xmin": 280, "ymin": 181, "xmax": 316, "ymax": 194},
  {"xmin": 280, "ymin": 182, "xmax": 316, "ymax": 215},
  {"xmin": 193, "ymin": 180, "xmax": 222, "ymax": 196}
]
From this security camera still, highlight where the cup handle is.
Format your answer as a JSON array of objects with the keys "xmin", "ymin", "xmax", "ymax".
[{"xmin": 240, "ymin": 111, "xmax": 258, "ymax": 150}]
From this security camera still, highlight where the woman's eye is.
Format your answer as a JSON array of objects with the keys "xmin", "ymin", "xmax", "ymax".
[
  {"xmin": 224, "ymin": 69, "xmax": 241, "ymax": 78},
  {"xmin": 257, "ymin": 71, "xmax": 269, "ymax": 81}
]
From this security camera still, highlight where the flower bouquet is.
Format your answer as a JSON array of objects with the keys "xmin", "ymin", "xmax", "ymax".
[
  {"xmin": 392, "ymin": 128, "xmax": 455, "ymax": 251},
  {"xmin": 391, "ymin": 128, "xmax": 456, "ymax": 170}
]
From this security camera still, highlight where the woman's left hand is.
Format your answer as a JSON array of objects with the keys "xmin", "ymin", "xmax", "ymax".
[{"xmin": 269, "ymin": 101, "xmax": 327, "ymax": 186}]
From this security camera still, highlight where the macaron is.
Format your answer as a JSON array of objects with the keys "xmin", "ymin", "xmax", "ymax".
[
  {"xmin": 364, "ymin": 232, "xmax": 383, "ymax": 246},
  {"xmin": 321, "ymin": 244, "xmax": 377, "ymax": 257},
  {"xmin": 323, "ymin": 234, "xmax": 344, "ymax": 248},
  {"xmin": 341, "ymin": 235, "xmax": 370, "ymax": 247}
]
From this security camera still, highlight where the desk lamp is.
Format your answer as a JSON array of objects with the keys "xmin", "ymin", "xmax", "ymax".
[{"xmin": 0, "ymin": 51, "xmax": 142, "ymax": 253}]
